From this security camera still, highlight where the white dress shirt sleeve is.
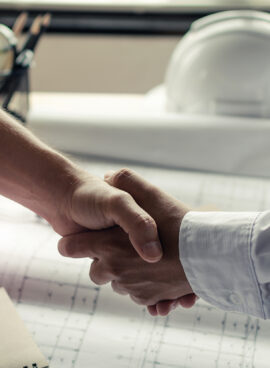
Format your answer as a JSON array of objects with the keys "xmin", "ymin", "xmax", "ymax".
[{"xmin": 179, "ymin": 211, "xmax": 270, "ymax": 319}]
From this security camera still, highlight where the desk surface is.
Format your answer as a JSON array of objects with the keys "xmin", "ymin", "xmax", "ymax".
[{"xmin": 0, "ymin": 157, "xmax": 269, "ymax": 368}]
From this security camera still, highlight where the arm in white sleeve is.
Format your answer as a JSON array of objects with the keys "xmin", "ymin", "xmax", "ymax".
[{"xmin": 179, "ymin": 211, "xmax": 270, "ymax": 319}]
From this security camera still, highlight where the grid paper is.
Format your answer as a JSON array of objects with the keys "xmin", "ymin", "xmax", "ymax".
[{"xmin": 0, "ymin": 158, "xmax": 270, "ymax": 368}]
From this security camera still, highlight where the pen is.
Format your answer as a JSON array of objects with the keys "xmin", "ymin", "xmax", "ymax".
[
  {"xmin": 2, "ymin": 14, "xmax": 51, "ymax": 115},
  {"xmin": 21, "ymin": 13, "xmax": 51, "ymax": 53},
  {"xmin": 12, "ymin": 12, "xmax": 28, "ymax": 38}
]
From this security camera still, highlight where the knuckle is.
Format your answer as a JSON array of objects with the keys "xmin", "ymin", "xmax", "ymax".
[
  {"xmin": 116, "ymin": 281, "xmax": 127, "ymax": 289},
  {"xmin": 107, "ymin": 262, "xmax": 121, "ymax": 279},
  {"xmin": 112, "ymin": 168, "xmax": 134, "ymax": 188},
  {"xmin": 150, "ymin": 186, "xmax": 162, "ymax": 199},
  {"xmin": 131, "ymin": 290, "xmax": 153, "ymax": 305},
  {"xmin": 146, "ymin": 297, "xmax": 157, "ymax": 306},
  {"xmin": 111, "ymin": 280, "xmax": 118, "ymax": 291},
  {"xmin": 58, "ymin": 237, "xmax": 74, "ymax": 257},
  {"xmin": 131, "ymin": 290, "xmax": 143, "ymax": 300},
  {"xmin": 89, "ymin": 265, "xmax": 103, "ymax": 286},
  {"xmin": 89, "ymin": 268, "xmax": 99, "ymax": 285},
  {"xmin": 58, "ymin": 238, "xmax": 68, "ymax": 256},
  {"xmin": 130, "ymin": 295, "xmax": 145, "ymax": 305},
  {"xmin": 111, "ymin": 280, "xmax": 124, "ymax": 294},
  {"xmin": 116, "ymin": 282, "xmax": 131, "ymax": 294},
  {"xmin": 109, "ymin": 191, "xmax": 132, "ymax": 211},
  {"xmin": 66, "ymin": 244, "xmax": 79, "ymax": 257},
  {"xmin": 134, "ymin": 213, "xmax": 156, "ymax": 230}
]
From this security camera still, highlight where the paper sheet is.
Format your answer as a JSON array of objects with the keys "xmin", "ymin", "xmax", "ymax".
[
  {"xmin": 0, "ymin": 158, "xmax": 270, "ymax": 368},
  {"xmin": 0, "ymin": 288, "xmax": 49, "ymax": 368}
]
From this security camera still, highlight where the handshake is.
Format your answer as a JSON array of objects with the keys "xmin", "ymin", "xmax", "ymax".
[
  {"xmin": 0, "ymin": 109, "xmax": 195, "ymax": 317},
  {"xmin": 56, "ymin": 168, "xmax": 196, "ymax": 316}
]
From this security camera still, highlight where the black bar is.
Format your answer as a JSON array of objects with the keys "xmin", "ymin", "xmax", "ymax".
[
  {"xmin": 1, "ymin": 7, "xmax": 270, "ymax": 36},
  {"xmin": 0, "ymin": 9, "xmax": 257, "ymax": 36}
]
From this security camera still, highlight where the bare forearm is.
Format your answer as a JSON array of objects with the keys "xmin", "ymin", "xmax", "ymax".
[
  {"xmin": 0, "ymin": 110, "xmax": 163, "ymax": 261},
  {"xmin": 0, "ymin": 109, "xmax": 81, "ymax": 228}
]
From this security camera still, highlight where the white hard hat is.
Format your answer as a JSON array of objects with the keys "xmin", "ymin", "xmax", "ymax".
[{"xmin": 165, "ymin": 10, "xmax": 270, "ymax": 118}]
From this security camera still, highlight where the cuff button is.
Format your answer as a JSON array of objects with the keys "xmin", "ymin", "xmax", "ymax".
[{"xmin": 229, "ymin": 293, "xmax": 242, "ymax": 305}]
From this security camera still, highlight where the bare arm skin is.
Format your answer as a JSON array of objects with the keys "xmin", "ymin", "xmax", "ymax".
[
  {"xmin": 59, "ymin": 169, "xmax": 197, "ymax": 316},
  {"xmin": 0, "ymin": 110, "xmax": 162, "ymax": 262}
]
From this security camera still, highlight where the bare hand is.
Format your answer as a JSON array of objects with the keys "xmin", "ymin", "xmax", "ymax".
[
  {"xmin": 58, "ymin": 169, "xmax": 196, "ymax": 315},
  {"xmin": 56, "ymin": 171, "xmax": 162, "ymax": 263}
]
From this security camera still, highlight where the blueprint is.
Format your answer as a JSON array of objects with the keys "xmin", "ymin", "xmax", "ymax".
[{"xmin": 0, "ymin": 158, "xmax": 270, "ymax": 368}]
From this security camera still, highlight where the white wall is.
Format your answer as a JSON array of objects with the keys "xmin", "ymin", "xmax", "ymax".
[{"xmin": 31, "ymin": 34, "xmax": 179, "ymax": 94}]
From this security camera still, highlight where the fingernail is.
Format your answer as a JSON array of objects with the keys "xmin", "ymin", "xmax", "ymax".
[{"xmin": 143, "ymin": 241, "xmax": 162, "ymax": 261}]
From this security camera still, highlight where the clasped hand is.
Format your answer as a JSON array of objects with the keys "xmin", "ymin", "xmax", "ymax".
[{"xmin": 58, "ymin": 169, "xmax": 196, "ymax": 316}]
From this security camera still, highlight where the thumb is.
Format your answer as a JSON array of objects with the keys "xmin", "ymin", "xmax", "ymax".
[
  {"xmin": 106, "ymin": 187, "xmax": 163, "ymax": 263},
  {"xmin": 104, "ymin": 168, "xmax": 166, "ymax": 217},
  {"xmin": 104, "ymin": 170, "xmax": 165, "ymax": 262}
]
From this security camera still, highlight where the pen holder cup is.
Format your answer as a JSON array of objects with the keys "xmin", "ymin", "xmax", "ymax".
[{"xmin": 0, "ymin": 66, "xmax": 30, "ymax": 124}]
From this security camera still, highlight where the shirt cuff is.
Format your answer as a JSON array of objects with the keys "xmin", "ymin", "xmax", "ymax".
[{"xmin": 179, "ymin": 211, "xmax": 265, "ymax": 318}]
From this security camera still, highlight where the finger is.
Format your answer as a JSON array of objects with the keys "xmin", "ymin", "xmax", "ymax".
[
  {"xmin": 89, "ymin": 259, "xmax": 113, "ymax": 285},
  {"xmin": 108, "ymin": 189, "xmax": 162, "ymax": 263},
  {"xmin": 105, "ymin": 168, "xmax": 162, "ymax": 215},
  {"xmin": 58, "ymin": 231, "xmax": 99, "ymax": 259},
  {"xmin": 105, "ymin": 168, "xmax": 165, "ymax": 262},
  {"xmin": 111, "ymin": 280, "xmax": 128, "ymax": 295},
  {"xmin": 104, "ymin": 170, "xmax": 115, "ymax": 180},
  {"xmin": 105, "ymin": 168, "xmax": 188, "ymax": 220},
  {"xmin": 130, "ymin": 295, "xmax": 144, "ymax": 305},
  {"xmin": 155, "ymin": 294, "xmax": 198, "ymax": 315},
  {"xmin": 156, "ymin": 300, "xmax": 178, "ymax": 316},
  {"xmin": 178, "ymin": 293, "xmax": 198, "ymax": 308},
  {"xmin": 147, "ymin": 305, "xmax": 158, "ymax": 316},
  {"xmin": 58, "ymin": 227, "xmax": 127, "ymax": 259}
]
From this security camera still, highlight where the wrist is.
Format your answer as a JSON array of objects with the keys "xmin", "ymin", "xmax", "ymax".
[
  {"xmin": 0, "ymin": 110, "xmax": 86, "ymax": 235},
  {"xmin": 41, "ymin": 156, "xmax": 87, "ymax": 235},
  {"xmin": 26, "ymin": 147, "xmax": 85, "ymax": 234}
]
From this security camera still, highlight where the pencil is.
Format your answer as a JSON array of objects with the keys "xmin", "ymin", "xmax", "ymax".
[
  {"xmin": 22, "ymin": 13, "xmax": 51, "ymax": 52},
  {"xmin": 21, "ymin": 15, "xmax": 42, "ymax": 52},
  {"xmin": 12, "ymin": 12, "xmax": 28, "ymax": 37},
  {"xmin": 42, "ymin": 13, "xmax": 51, "ymax": 32},
  {"xmin": 2, "ymin": 14, "xmax": 51, "ymax": 114}
]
